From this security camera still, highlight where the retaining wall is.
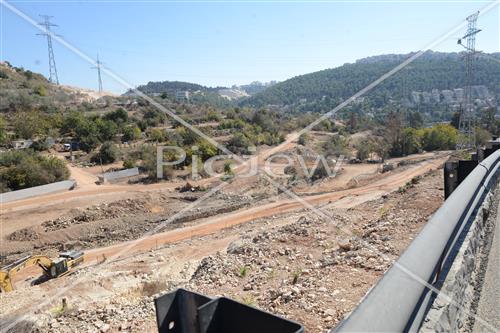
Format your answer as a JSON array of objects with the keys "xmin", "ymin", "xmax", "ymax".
[
  {"xmin": 99, "ymin": 167, "xmax": 139, "ymax": 183},
  {"xmin": 0, "ymin": 180, "xmax": 77, "ymax": 203}
]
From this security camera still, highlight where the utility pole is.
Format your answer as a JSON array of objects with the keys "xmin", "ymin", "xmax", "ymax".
[
  {"xmin": 91, "ymin": 54, "xmax": 104, "ymax": 93},
  {"xmin": 456, "ymin": 11, "xmax": 481, "ymax": 149},
  {"xmin": 37, "ymin": 15, "xmax": 59, "ymax": 85}
]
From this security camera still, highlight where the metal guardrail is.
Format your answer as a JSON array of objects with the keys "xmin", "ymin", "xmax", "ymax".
[{"xmin": 332, "ymin": 149, "xmax": 500, "ymax": 332}]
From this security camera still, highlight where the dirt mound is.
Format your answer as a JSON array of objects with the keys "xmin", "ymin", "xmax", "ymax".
[
  {"xmin": 8, "ymin": 227, "xmax": 39, "ymax": 241},
  {"xmin": 176, "ymin": 182, "xmax": 206, "ymax": 193},
  {"xmin": 42, "ymin": 198, "xmax": 153, "ymax": 232}
]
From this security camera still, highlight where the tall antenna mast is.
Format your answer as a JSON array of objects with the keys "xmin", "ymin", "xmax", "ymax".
[
  {"xmin": 91, "ymin": 54, "xmax": 104, "ymax": 93},
  {"xmin": 456, "ymin": 11, "xmax": 481, "ymax": 149},
  {"xmin": 37, "ymin": 15, "xmax": 59, "ymax": 85}
]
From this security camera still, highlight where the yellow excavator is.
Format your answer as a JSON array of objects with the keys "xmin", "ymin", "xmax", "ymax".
[{"xmin": 0, "ymin": 250, "xmax": 84, "ymax": 292}]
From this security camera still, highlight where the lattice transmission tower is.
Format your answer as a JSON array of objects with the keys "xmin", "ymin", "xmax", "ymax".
[
  {"xmin": 37, "ymin": 15, "xmax": 59, "ymax": 85},
  {"xmin": 91, "ymin": 54, "xmax": 104, "ymax": 93},
  {"xmin": 456, "ymin": 11, "xmax": 481, "ymax": 149}
]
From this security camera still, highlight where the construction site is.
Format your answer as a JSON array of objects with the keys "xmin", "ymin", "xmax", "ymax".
[
  {"xmin": 1, "ymin": 1, "xmax": 500, "ymax": 332},
  {"xmin": 1, "ymin": 131, "xmax": 450, "ymax": 332}
]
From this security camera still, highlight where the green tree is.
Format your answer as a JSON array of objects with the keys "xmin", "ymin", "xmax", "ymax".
[
  {"xmin": 421, "ymin": 124, "xmax": 457, "ymax": 151},
  {"xmin": 122, "ymin": 126, "xmax": 141, "ymax": 142},
  {"xmin": 95, "ymin": 118, "xmax": 118, "ymax": 142},
  {"xmin": 450, "ymin": 111, "xmax": 461, "ymax": 129},
  {"xmin": 92, "ymin": 142, "xmax": 118, "ymax": 164},
  {"xmin": 401, "ymin": 128, "xmax": 423, "ymax": 155},
  {"xmin": 176, "ymin": 127, "xmax": 197, "ymax": 146},
  {"xmin": 105, "ymin": 108, "xmax": 128, "ymax": 123},
  {"xmin": 35, "ymin": 85, "xmax": 47, "ymax": 96},
  {"xmin": 223, "ymin": 160, "xmax": 233, "ymax": 175},
  {"xmin": 298, "ymin": 133, "xmax": 308, "ymax": 145},
  {"xmin": 197, "ymin": 140, "xmax": 218, "ymax": 161},
  {"xmin": 147, "ymin": 128, "xmax": 166, "ymax": 142},
  {"xmin": 0, "ymin": 115, "xmax": 7, "ymax": 144},
  {"xmin": 0, "ymin": 150, "xmax": 70, "ymax": 192},
  {"xmin": 355, "ymin": 142, "xmax": 371, "ymax": 160},
  {"xmin": 475, "ymin": 127, "xmax": 491, "ymax": 146},
  {"xmin": 13, "ymin": 110, "xmax": 48, "ymax": 139},
  {"xmin": 408, "ymin": 111, "xmax": 424, "ymax": 128}
]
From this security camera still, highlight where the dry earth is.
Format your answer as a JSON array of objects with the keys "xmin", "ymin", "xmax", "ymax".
[{"xmin": 1, "ymin": 168, "xmax": 444, "ymax": 333}]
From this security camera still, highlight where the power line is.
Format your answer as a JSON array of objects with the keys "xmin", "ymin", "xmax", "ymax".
[
  {"xmin": 37, "ymin": 15, "xmax": 59, "ymax": 84},
  {"xmin": 456, "ymin": 11, "xmax": 481, "ymax": 150},
  {"xmin": 91, "ymin": 53, "xmax": 104, "ymax": 93}
]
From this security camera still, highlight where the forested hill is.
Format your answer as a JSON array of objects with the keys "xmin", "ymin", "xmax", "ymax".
[
  {"xmin": 129, "ymin": 81, "xmax": 223, "ymax": 95},
  {"xmin": 241, "ymin": 52, "xmax": 500, "ymax": 111}
]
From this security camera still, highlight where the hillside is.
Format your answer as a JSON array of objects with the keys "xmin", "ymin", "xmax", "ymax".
[
  {"xmin": 128, "ymin": 80, "xmax": 278, "ymax": 105},
  {"xmin": 0, "ymin": 61, "xmax": 111, "ymax": 112},
  {"xmin": 241, "ymin": 52, "xmax": 500, "ymax": 113}
]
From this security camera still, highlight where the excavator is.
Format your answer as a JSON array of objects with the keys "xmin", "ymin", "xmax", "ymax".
[{"xmin": 0, "ymin": 250, "xmax": 84, "ymax": 292}]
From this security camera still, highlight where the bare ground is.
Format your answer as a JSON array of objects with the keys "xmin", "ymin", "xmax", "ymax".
[{"xmin": 1, "ymin": 167, "xmax": 445, "ymax": 333}]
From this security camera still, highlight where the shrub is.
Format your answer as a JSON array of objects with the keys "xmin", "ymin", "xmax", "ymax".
[
  {"xmin": 0, "ymin": 150, "xmax": 70, "ymax": 192},
  {"xmin": 122, "ymin": 126, "xmax": 141, "ymax": 142},
  {"xmin": 92, "ymin": 142, "xmax": 118, "ymax": 164},
  {"xmin": 147, "ymin": 128, "xmax": 165, "ymax": 142},
  {"xmin": 123, "ymin": 158, "xmax": 136, "ymax": 169},
  {"xmin": 35, "ymin": 85, "xmax": 47, "ymax": 96},
  {"xmin": 298, "ymin": 133, "xmax": 308, "ymax": 145}
]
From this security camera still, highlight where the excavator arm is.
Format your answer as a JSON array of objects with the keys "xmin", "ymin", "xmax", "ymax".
[
  {"xmin": 0, "ymin": 251, "xmax": 83, "ymax": 292},
  {"xmin": 0, "ymin": 255, "xmax": 54, "ymax": 293}
]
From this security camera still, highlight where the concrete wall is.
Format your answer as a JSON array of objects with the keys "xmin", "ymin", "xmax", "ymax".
[
  {"xmin": 0, "ymin": 180, "xmax": 77, "ymax": 203},
  {"xmin": 99, "ymin": 167, "xmax": 139, "ymax": 183}
]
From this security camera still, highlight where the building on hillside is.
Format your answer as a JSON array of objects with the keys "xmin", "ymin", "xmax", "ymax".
[
  {"xmin": 175, "ymin": 91, "xmax": 190, "ymax": 101},
  {"xmin": 12, "ymin": 139, "xmax": 33, "ymax": 150}
]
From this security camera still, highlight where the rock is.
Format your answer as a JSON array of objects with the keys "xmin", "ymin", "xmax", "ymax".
[{"xmin": 338, "ymin": 239, "xmax": 352, "ymax": 251}]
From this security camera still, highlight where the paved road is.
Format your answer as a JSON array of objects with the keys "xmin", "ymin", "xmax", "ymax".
[{"xmin": 473, "ymin": 200, "xmax": 500, "ymax": 332}]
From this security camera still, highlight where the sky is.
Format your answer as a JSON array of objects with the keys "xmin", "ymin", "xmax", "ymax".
[{"xmin": 1, "ymin": 0, "xmax": 499, "ymax": 94}]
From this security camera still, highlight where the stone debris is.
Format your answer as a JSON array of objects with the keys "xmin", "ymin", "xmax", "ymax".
[
  {"xmin": 7, "ymin": 227, "xmax": 39, "ymax": 241},
  {"xmin": 7, "ymin": 170, "xmax": 443, "ymax": 333},
  {"xmin": 42, "ymin": 198, "xmax": 154, "ymax": 232}
]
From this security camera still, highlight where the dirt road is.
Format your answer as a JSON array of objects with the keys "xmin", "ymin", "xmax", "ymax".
[
  {"xmin": 1, "ymin": 133, "xmax": 299, "ymax": 214},
  {"xmin": 84, "ymin": 157, "xmax": 444, "ymax": 263}
]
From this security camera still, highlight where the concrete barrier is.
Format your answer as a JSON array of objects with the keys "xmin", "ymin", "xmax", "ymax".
[
  {"xmin": 0, "ymin": 180, "xmax": 77, "ymax": 203},
  {"xmin": 98, "ymin": 167, "xmax": 139, "ymax": 184}
]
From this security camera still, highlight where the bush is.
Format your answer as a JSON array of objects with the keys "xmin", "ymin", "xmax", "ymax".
[
  {"xmin": 123, "ymin": 158, "xmax": 136, "ymax": 169},
  {"xmin": 298, "ymin": 133, "xmax": 308, "ymax": 145},
  {"xmin": 147, "ymin": 128, "xmax": 165, "ymax": 142},
  {"xmin": 92, "ymin": 142, "xmax": 118, "ymax": 164},
  {"xmin": 421, "ymin": 124, "xmax": 457, "ymax": 151},
  {"xmin": 122, "ymin": 126, "xmax": 141, "ymax": 142},
  {"xmin": 0, "ymin": 150, "xmax": 70, "ymax": 192},
  {"xmin": 104, "ymin": 108, "xmax": 128, "ymax": 123},
  {"xmin": 35, "ymin": 85, "xmax": 47, "ymax": 96}
]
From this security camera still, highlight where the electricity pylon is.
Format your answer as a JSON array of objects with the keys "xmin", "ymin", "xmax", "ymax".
[
  {"xmin": 91, "ymin": 54, "xmax": 104, "ymax": 93},
  {"xmin": 456, "ymin": 11, "xmax": 481, "ymax": 149},
  {"xmin": 37, "ymin": 15, "xmax": 59, "ymax": 84}
]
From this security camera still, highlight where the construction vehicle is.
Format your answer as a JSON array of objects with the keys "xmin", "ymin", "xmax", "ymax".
[{"xmin": 0, "ymin": 250, "xmax": 84, "ymax": 292}]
